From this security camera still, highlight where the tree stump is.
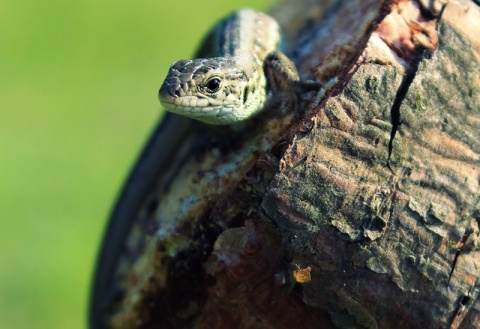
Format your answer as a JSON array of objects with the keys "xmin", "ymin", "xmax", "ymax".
[{"xmin": 94, "ymin": 1, "xmax": 480, "ymax": 328}]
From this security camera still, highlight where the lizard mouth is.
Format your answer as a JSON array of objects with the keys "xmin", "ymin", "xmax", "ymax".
[{"xmin": 159, "ymin": 94, "xmax": 213, "ymax": 110}]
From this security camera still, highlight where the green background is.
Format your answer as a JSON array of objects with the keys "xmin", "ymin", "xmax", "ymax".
[{"xmin": 0, "ymin": 1, "xmax": 269, "ymax": 328}]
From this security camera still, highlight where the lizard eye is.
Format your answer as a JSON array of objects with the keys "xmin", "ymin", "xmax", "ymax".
[{"xmin": 205, "ymin": 78, "xmax": 221, "ymax": 93}]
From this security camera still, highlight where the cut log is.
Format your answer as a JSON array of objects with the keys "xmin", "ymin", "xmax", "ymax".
[{"xmin": 97, "ymin": 1, "xmax": 480, "ymax": 328}]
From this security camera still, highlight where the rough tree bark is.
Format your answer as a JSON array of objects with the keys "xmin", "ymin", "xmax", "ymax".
[{"xmin": 105, "ymin": 1, "xmax": 480, "ymax": 328}]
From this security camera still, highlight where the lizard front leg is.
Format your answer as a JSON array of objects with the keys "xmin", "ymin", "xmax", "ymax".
[{"xmin": 263, "ymin": 50, "xmax": 323, "ymax": 116}]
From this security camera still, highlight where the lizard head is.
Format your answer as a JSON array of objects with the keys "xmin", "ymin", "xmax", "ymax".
[{"xmin": 158, "ymin": 58, "xmax": 260, "ymax": 125}]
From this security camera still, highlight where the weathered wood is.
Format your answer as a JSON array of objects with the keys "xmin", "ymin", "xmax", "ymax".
[{"xmin": 105, "ymin": 1, "xmax": 480, "ymax": 328}]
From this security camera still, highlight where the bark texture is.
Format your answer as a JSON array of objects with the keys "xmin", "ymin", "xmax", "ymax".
[{"xmin": 107, "ymin": 1, "xmax": 480, "ymax": 328}]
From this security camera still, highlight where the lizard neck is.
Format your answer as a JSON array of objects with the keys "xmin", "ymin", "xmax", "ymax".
[
  {"xmin": 216, "ymin": 9, "xmax": 282, "ymax": 63},
  {"xmin": 216, "ymin": 9, "xmax": 281, "ymax": 116}
]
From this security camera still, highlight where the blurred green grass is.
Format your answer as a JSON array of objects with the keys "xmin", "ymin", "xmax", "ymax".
[{"xmin": 0, "ymin": 1, "xmax": 269, "ymax": 328}]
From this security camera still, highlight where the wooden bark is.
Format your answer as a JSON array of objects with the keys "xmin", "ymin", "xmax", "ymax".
[{"xmin": 105, "ymin": 1, "xmax": 480, "ymax": 328}]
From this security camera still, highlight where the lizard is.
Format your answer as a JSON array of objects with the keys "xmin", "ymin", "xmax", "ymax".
[
  {"xmin": 158, "ymin": 8, "xmax": 322, "ymax": 124},
  {"xmin": 90, "ymin": 8, "xmax": 321, "ymax": 328}
]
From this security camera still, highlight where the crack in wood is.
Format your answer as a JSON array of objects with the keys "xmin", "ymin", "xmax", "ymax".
[
  {"xmin": 386, "ymin": 2, "xmax": 447, "ymax": 172},
  {"xmin": 447, "ymin": 229, "xmax": 472, "ymax": 286},
  {"xmin": 448, "ymin": 279, "xmax": 479, "ymax": 328}
]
